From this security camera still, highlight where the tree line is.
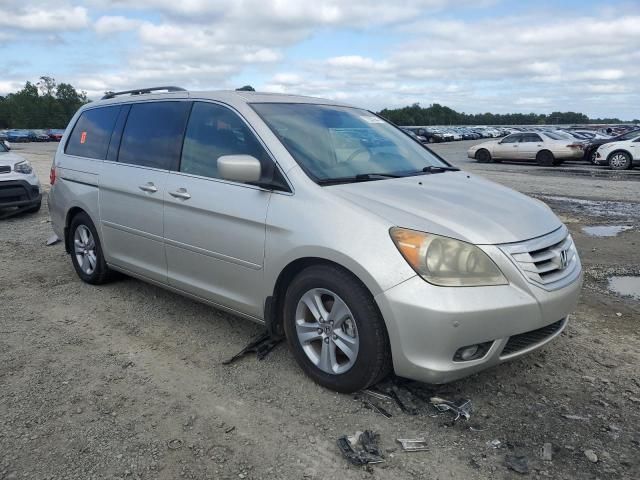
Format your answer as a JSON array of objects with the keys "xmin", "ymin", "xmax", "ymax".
[
  {"xmin": 377, "ymin": 103, "xmax": 638, "ymax": 126},
  {"xmin": 0, "ymin": 77, "xmax": 88, "ymax": 129},
  {"xmin": 1, "ymin": 78, "xmax": 637, "ymax": 129}
]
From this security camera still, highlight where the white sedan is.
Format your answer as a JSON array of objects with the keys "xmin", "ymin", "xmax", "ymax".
[
  {"xmin": 467, "ymin": 132, "xmax": 585, "ymax": 166},
  {"xmin": 595, "ymin": 134, "xmax": 640, "ymax": 170}
]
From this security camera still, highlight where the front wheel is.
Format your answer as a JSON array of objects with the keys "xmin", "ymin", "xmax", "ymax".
[
  {"xmin": 283, "ymin": 265, "xmax": 391, "ymax": 393},
  {"xmin": 608, "ymin": 151, "xmax": 632, "ymax": 170},
  {"xmin": 475, "ymin": 149, "xmax": 492, "ymax": 163}
]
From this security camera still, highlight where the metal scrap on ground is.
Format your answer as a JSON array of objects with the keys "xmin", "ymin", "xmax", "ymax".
[
  {"xmin": 396, "ymin": 438, "xmax": 429, "ymax": 452},
  {"xmin": 337, "ymin": 431, "xmax": 384, "ymax": 466},
  {"xmin": 222, "ymin": 331, "xmax": 283, "ymax": 365}
]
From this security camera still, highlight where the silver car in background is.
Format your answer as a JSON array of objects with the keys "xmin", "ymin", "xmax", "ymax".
[
  {"xmin": 468, "ymin": 131, "xmax": 585, "ymax": 165},
  {"xmin": 48, "ymin": 88, "xmax": 582, "ymax": 393}
]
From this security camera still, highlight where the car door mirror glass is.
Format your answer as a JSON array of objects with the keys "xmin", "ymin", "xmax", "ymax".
[{"xmin": 218, "ymin": 155, "xmax": 262, "ymax": 183}]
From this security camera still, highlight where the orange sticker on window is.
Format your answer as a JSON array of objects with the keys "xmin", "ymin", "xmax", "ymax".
[{"xmin": 80, "ymin": 131, "xmax": 87, "ymax": 144}]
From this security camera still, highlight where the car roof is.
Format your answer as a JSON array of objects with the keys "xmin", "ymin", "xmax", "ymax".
[{"xmin": 91, "ymin": 89, "xmax": 353, "ymax": 110}]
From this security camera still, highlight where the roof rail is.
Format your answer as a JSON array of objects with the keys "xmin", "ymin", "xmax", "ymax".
[{"xmin": 101, "ymin": 86, "xmax": 186, "ymax": 100}]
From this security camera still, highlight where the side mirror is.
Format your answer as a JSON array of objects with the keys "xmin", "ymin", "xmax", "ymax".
[{"xmin": 217, "ymin": 155, "xmax": 262, "ymax": 183}]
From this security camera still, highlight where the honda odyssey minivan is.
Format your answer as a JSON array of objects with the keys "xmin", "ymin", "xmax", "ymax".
[{"xmin": 48, "ymin": 87, "xmax": 582, "ymax": 393}]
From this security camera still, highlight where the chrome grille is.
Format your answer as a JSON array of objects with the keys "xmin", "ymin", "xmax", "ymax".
[
  {"xmin": 0, "ymin": 165, "xmax": 10, "ymax": 174},
  {"xmin": 500, "ymin": 227, "xmax": 580, "ymax": 290}
]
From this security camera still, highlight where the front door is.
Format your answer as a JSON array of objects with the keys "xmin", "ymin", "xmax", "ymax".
[
  {"xmin": 164, "ymin": 101, "xmax": 277, "ymax": 317},
  {"xmin": 493, "ymin": 133, "xmax": 521, "ymax": 159}
]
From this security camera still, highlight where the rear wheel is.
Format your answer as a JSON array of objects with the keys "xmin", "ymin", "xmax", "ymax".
[
  {"xmin": 589, "ymin": 150, "xmax": 598, "ymax": 164},
  {"xmin": 608, "ymin": 151, "xmax": 632, "ymax": 170},
  {"xmin": 69, "ymin": 212, "xmax": 116, "ymax": 285},
  {"xmin": 475, "ymin": 149, "xmax": 492, "ymax": 163},
  {"xmin": 283, "ymin": 265, "xmax": 391, "ymax": 393},
  {"xmin": 536, "ymin": 150, "xmax": 555, "ymax": 166}
]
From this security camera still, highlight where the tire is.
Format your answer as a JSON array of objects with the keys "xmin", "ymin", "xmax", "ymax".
[
  {"xmin": 24, "ymin": 200, "xmax": 41, "ymax": 214},
  {"xmin": 68, "ymin": 212, "xmax": 115, "ymax": 285},
  {"xmin": 475, "ymin": 149, "xmax": 492, "ymax": 163},
  {"xmin": 608, "ymin": 151, "xmax": 632, "ymax": 170},
  {"xmin": 283, "ymin": 264, "xmax": 392, "ymax": 393},
  {"xmin": 589, "ymin": 150, "xmax": 598, "ymax": 164},
  {"xmin": 536, "ymin": 150, "xmax": 555, "ymax": 166},
  {"xmin": 553, "ymin": 158, "xmax": 565, "ymax": 166}
]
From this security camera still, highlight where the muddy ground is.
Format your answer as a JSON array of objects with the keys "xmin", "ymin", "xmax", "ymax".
[{"xmin": 1, "ymin": 141, "xmax": 639, "ymax": 480}]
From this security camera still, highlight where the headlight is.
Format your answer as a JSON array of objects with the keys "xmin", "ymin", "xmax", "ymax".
[
  {"xmin": 14, "ymin": 160, "xmax": 33, "ymax": 174},
  {"xmin": 390, "ymin": 227, "xmax": 508, "ymax": 287}
]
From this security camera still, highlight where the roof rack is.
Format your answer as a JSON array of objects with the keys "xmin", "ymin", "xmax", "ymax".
[{"xmin": 101, "ymin": 86, "xmax": 186, "ymax": 100}]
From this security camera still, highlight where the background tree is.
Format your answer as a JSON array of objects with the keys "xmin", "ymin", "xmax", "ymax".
[{"xmin": 0, "ymin": 77, "xmax": 89, "ymax": 129}]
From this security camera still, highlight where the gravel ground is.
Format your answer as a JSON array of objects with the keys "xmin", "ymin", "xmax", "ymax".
[{"xmin": 1, "ymin": 141, "xmax": 639, "ymax": 480}]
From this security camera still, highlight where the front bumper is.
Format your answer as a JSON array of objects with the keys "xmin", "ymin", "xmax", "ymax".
[
  {"xmin": 375, "ymin": 247, "xmax": 582, "ymax": 384},
  {"xmin": 0, "ymin": 179, "xmax": 42, "ymax": 208}
]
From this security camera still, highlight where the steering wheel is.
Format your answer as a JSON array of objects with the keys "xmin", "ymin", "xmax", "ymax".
[{"xmin": 346, "ymin": 147, "xmax": 370, "ymax": 163}]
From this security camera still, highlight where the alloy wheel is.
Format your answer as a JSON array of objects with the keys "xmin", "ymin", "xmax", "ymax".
[
  {"xmin": 609, "ymin": 153, "xmax": 629, "ymax": 169},
  {"xmin": 74, "ymin": 225, "xmax": 97, "ymax": 275},
  {"xmin": 295, "ymin": 288, "xmax": 359, "ymax": 375}
]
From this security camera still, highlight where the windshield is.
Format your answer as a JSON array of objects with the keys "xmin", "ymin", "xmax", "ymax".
[
  {"xmin": 0, "ymin": 143, "xmax": 8, "ymax": 153},
  {"xmin": 251, "ymin": 103, "xmax": 449, "ymax": 183}
]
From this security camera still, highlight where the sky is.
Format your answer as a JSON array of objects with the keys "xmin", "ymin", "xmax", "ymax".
[{"xmin": 1, "ymin": 0, "xmax": 639, "ymax": 119}]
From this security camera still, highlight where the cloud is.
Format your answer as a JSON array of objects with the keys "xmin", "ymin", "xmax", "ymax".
[
  {"xmin": 0, "ymin": 3, "xmax": 89, "ymax": 31},
  {"xmin": 94, "ymin": 15, "xmax": 142, "ymax": 35}
]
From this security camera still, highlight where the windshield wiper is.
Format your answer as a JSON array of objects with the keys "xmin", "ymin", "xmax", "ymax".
[
  {"xmin": 317, "ymin": 172, "xmax": 401, "ymax": 186},
  {"xmin": 403, "ymin": 166, "xmax": 460, "ymax": 176}
]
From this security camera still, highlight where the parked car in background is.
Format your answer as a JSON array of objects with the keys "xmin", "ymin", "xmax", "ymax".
[
  {"xmin": 48, "ymin": 87, "xmax": 582, "ymax": 392},
  {"xmin": 595, "ymin": 134, "xmax": 640, "ymax": 170},
  {"xmin": 468, "ymin": 131, "xmax": 585, "ymax": 166},
  {"xmin": 0, "ymin": 141, "xmax": 42, "ymax": 213},
  {"xmin": 6, "ymin": 130, "xmax": 31, "ymax": 143},
  {"xmin": 405, "ymin": 127, "xmax": 446, "ymax": 143},
  {"xmin": 47, "ymin": 129, "xmax": 65, "ymax": 141},
  {"xmin": 31, "ymin": 130, "xmax": 51, "ymax": 142},
  {"xmin": 584, "ymin": 128, "xmax": 640, "ymax": 164}
]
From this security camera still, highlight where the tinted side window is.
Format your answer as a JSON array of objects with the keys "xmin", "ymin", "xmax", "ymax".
[
  {"xmin": 118, "ymin": 102, "xmax": 191, "ymax": 170},
  {"xmin": 501, "ymin": 134, "xmax": 520, "ymax": 143},
  {"xmin": 180, "ymin": 102, "xmax": 274, "ymax": 181},
  {"xmin": 65, "ymin": 106, "xmax": 120, "ymax": 159}
]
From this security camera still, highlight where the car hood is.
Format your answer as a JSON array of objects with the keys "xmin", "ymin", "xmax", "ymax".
[
  {"xmin": 0, "ymin": 152, "xmax": 26, "ymax": 168},
  {"xmin": 329, "ymin": 171, "xmax": 561, "ymax": 245}
]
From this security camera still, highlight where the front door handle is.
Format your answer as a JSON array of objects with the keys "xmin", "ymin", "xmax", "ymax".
[
  {"xmin": 169, "ymin": 188, "xmax": 191, "ymax": 200},
  {"xmin": 139, "ymin": 182, "xmax": 158, "ymax": 193}
]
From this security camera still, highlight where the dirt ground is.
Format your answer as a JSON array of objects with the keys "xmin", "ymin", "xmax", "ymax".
[{"xmin": 1, "ymin": 141, "xmax": 639, "ymax": 480}]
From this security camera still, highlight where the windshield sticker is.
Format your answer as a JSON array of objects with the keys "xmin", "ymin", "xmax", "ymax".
[
  {"xmin": 360, "ymin": 116, "xmax": 385, "ymax": 124},
  {"xmin": 80, "ymin": 131, "xmax": 87, "ymax": 144}
]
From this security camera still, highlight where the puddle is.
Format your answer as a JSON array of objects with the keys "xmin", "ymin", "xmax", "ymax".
[
  {"xmin": 538, "ymin": 195, "xmax": 640, "ymax": 219},
  {"xmin": 582, "ymin": 225, "xmax": 633, "ymax": 237},
  {"xmin": 608, "ymin": 276, "xmax": 640, "ymax": 300}
]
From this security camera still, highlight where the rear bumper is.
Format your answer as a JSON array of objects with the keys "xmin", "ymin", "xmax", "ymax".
[
  {"xmin": 0, "ymin": 180, "xmax": 42, "ymax": 208},
  {"xmin": 375, "ymin": 264, "xmax": 582, "ymax": 384}
]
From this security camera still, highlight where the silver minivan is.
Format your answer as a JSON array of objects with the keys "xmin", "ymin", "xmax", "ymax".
[{"xmin": 49, "ymin": 87, "xmax": 582, "ymax": 393}]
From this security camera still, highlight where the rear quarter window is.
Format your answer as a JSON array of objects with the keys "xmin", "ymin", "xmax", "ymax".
[{"xmin": 65, "ymin": 106, "xmax": 121, "ymax": 159}]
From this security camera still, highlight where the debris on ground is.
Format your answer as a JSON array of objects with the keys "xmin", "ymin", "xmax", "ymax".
[
  {"xmin": 430, "ymin": 397, "xmax": 473, "ymax": 421},
  {"xmin": 542, "ymin": 443, "xmax": 553, "ymax": 461},
  {"xmin": 505, "ymin": 454, "xmax": 530, "ymax": 474},
  {"xmin": 584, "ymin": 449, "xmax": 598, "ymax": 463},
  {"xmin": 222, "ymin": 330, "xmax": 282, "ymax": 365},
  {"xmin": 355, "ymin": 396, "xmax": 392, "ymax": 418},
  {"xmin": 46, "ymin": 234, "xmax": 60, "ymax": 246},
  {"xmin": 396, "ymin": 438, "xmax": 428, "ymax": 452},
  {"xmin": 167, "ymin": 439, "xmax": 183, "ymax": 450},
  {"xmin": 486, "ymin": 439, "xmax": 502, "ymax": 449},
  {"xmin": 337, "ymin": 431, "xmax": 384, "ymax": 466}
]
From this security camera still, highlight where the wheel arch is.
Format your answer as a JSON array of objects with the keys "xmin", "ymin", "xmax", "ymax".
[
  {"xmin": 265, "ymin": 256, "xmax": 383, "ymax": 338},
  {"xmin": 607, "ymin": 149, "xmax": 633, "ymax": 162},
  {"xmin": 63, "ymin": 206, "xmax": 95, "ymax": 254}
]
